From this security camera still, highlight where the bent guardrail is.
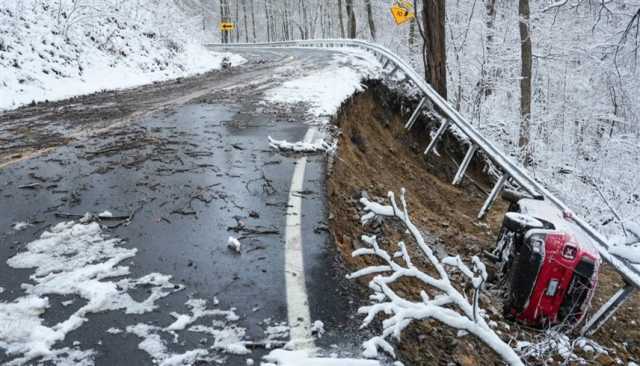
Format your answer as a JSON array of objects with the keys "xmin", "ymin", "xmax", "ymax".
[{"xmin": 210, "ymin": 39, "xmax": 639, "ymax": 335}]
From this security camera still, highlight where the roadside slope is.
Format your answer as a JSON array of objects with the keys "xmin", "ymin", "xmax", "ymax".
[{"xmin": 327, "ymin": 83, "xmax": 640, "ymax": 365}]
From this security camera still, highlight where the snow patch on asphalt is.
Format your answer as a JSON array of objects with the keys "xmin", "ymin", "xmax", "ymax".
[
  {"xmin": 166, "ymin": 298, "xmax": 240, "ymax": 332},
  {"xmin": 11, "ymin": 222, "xmax": 31, "ymax": 231},
  {"xmin": 126, "ymin": 323, "xmax": 210, "ymax": 366},
  {"xmin": 261, "ymin": 349, "xmax": 380, "ymax": 366},
  {"xmin": 265, "ymin": 51, "xmax": 381, "ymax": 118},
  {"xmin": 0, "ymin": 220, "xmax": 181, "ymax": 364},
  {"xmin": 189, "ymin": 323, "xmax": 249, "ymax": 355}
]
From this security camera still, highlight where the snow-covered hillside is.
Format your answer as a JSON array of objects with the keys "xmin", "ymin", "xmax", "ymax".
[{"xmin": 0, "ymin": 0, "xmax": 243, "ymax": 111}]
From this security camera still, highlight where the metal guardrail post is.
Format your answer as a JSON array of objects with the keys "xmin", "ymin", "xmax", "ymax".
[
  {"xmin": 424, "ymin": 119, "xmax": 450, "ymax": 156},
  {"xmin": 581, "ymin": 283, "xmax": 636, "ymax": 336},
  {"xmin": 405, "ymin": 97, "xmax": 427, "ymax": 129},
  {"xmin": 388, "ymin": 65, "xmax": 400, "ymax": 78},
  {"xmin": 478, "ymin": 173, "xmax": 509, "ymax": 219},
  {"xmin": 453, "ymin": 144, "xmax": 478, "ymax": 186}
]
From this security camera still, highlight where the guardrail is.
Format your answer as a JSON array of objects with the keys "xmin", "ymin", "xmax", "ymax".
[{"xmin": 211, "ymin": 39, "xmax": 639, "ymax": 335}]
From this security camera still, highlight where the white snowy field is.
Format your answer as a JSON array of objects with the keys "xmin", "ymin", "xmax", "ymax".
[{"xmin": 0, "ymin": 0, "xmax": 244, "ymax": 111}]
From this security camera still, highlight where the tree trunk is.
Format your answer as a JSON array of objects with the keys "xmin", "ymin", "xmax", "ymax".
[
  {"xmin": 265, "ymin": 0, "xmax": 272, "ymax": 42},
  {"xmin": 421, "ymin": 0, "xmax": 447, "ymax": 99},
  {"xmin": 338, "ymin": 0, "xmax": 345, "ymax": 38},
  {"xmin": 250, "ymin": 0, "xmax": 256, "ymax": 41},
  {"xmin": 518, "ymin": 0, "xmax": 532, "ymax": 165},
  {"xmin": 235, "ymin": 0, "xmax": 240, "ymax": 42},
  {"xmin": 299, "ymin": 0, "xmax": 309, "ymax": 39},
  {"xmin": 345, "ymin": 0, "xmax": 356, "ymax": 38},
  {"xmin": 242, "ymin": 0, "xmax": 249, "ymax": 43},
  {"xmin": 365, "ymin": 0, "xmax": 376, "ymax": 40},
  {"xmin": 483, "ymin": 0, "xmax": 497, "ymax": 96}
]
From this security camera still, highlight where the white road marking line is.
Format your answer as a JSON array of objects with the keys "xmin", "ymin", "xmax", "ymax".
[{"xmin": 285, "ymin": 127, "xmax": 317, "ymax": 350}]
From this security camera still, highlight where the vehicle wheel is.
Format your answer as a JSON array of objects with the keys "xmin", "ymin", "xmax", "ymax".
[{"xmin": 503, "ymin": 212, "xmax": 544, "ymax": 233}]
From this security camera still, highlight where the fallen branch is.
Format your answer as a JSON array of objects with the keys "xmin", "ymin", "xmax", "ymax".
[
  {"xmin": 349, "ymin": 189, "xmax": 522, "ymax": 365},
  {"xmin": 268, "ymin": 136, "xmax": 335, "ymax": 153}
]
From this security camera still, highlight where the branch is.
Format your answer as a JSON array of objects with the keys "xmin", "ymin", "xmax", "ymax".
[{"xmin": 351, "ymin": 189, "xmax": 523, "ymax": 366}]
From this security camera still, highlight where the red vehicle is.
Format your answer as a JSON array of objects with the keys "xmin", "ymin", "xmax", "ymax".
[{"xmin": 493, "ymin": 195, "xmax": 601, "ymax": 327}]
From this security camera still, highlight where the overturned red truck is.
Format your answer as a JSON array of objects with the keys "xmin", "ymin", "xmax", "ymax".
[{"xmin": 492, "ymin": 195, "xmax": 601, "ymax": 327}]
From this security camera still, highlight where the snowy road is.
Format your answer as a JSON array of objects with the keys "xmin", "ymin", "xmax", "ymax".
[{"xmin": 0, "ymin": 48, "xmax": 375, "ymax": 365}]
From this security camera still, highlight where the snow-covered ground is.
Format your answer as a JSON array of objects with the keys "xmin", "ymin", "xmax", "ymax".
[
  {"xmin": 0, "ymin": 0, "xmax": 244, "ymax": 111},
  {"xmin": 265, "ymin": 50, "xmax": 381, "ymax": 119}
]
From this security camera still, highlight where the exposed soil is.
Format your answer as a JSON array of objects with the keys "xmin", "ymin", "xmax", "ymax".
[{"xmin": 327, "ymin": 82, "xmax": 640, "ymax": 365}]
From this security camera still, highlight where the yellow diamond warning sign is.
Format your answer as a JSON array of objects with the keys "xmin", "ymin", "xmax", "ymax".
[
  {"xmin": 219, "ymin": 22, "xmax": 235, "ymax": 31},
  {"xmin": 391, "ymin": 1, "xmax": 415, "ymax": 25}
]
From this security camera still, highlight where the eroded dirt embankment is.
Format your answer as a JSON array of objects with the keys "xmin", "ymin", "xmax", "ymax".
[{"xmin": 327, "ymin": 82, "xmax": 640, "ymax": 365}]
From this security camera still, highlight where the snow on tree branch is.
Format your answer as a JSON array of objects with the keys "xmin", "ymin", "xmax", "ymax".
[{"xmin": 348, "ymin": 189, "xmax": 523, "ymax": 366}]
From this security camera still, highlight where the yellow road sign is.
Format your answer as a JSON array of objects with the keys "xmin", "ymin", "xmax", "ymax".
[
  {"xmin": 219, "ymin": 22, "xmax": 235, "ymax": 31},
  {"xmin": 391, "ymin": 2, "xmax": 415, "ymax": 25}
]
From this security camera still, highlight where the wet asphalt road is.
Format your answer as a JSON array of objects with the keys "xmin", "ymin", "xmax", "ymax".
[{"xmin": 0, "ymin": 48, "xmax": 368, "ymax": 365}]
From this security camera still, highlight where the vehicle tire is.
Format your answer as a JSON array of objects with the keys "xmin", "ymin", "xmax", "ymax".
[{"xmin": 503, "ymin": 212, "xmax": 544, "ymax": 233}]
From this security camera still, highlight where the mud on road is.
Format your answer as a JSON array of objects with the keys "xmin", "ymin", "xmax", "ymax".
[{"xmin": 327, "ymin": 82, "xmax": 640, "ymax": 365}]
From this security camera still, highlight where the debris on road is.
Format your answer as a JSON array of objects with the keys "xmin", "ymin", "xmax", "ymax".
[
  {"xmin": 268, "ymin": 136, "xmax": 334, "ymax": 153},
  {"xmin": 228, "ymin": 236, "xmax": 242, "ymax": 253}
]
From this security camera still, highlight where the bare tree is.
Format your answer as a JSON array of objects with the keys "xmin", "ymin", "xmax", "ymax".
[
  {"xmin": 337, "ymin": 0, "xmax": 346, "ymax": 38},
  {"xmin": 235, "ymin": 0, "xmax": 240, "ymax": 42},
  {"xmin": 242, "ymin": 0, "xmax": 249, "ymax": 42},
  {"xmin": 250, "ymin": 0, "xmax": 256, "ymax": 42},
  {"xmin": 518, "ymin": 0, "xmax": 532, "ymax": 165},
  {"xmin": 265, "ymin": 0, "xmax": 273, "ymax": 42},
  {"xmin": 345, "ymin": 0, "xmax": 356, "ymax": 38},
  {"xmin": 482, "ymin": 0, "xmax": 497, "ymax": 96},
  {"xmin": 364, "ymin": 0, "xmax": 376, "ymax": 40}
]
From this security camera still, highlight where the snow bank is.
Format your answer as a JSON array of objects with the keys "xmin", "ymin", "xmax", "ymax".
[
  {"xmin": 261, "ymin": 349, "xmax": 380, "ymax": 366},
  {"xmin": 0, "ymin": 1, "xmax": 245, "ymax": 111},
  {"xmin": 265, "ymin": 51, "xmax": 381, "ymax": 118}
]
